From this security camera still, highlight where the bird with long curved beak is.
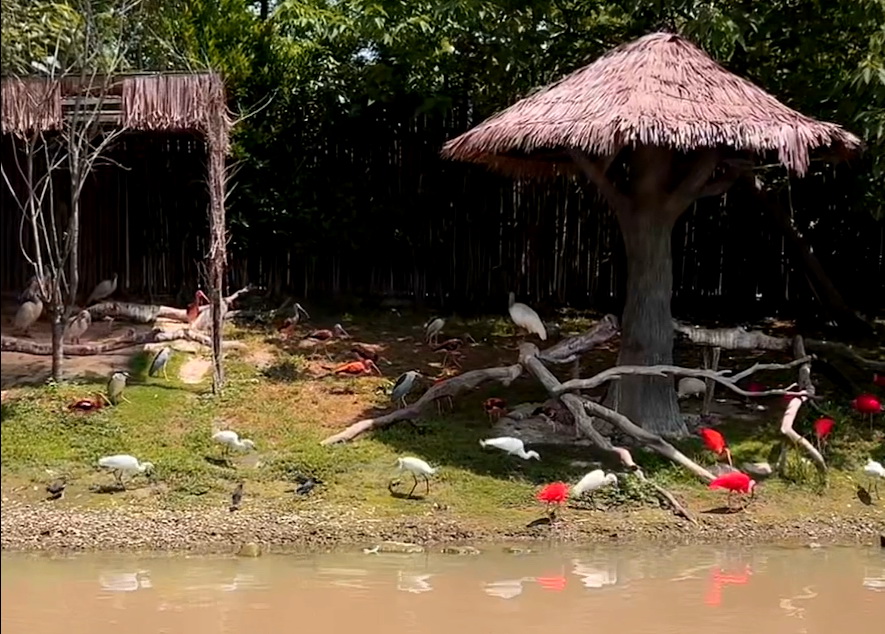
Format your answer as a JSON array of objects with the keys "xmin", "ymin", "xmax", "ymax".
[
  {"xmin": 333, "ymin": 359, "xmax": 382, "ymax": 377},
  {"xmin": 186, "ymin": 289, "xmax": 210, "ymax": 323}
]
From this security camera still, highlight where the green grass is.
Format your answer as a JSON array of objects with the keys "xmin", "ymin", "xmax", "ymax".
[{"xmin": 1, "ymin": 316, "xmax": 883, "ymax": 528}]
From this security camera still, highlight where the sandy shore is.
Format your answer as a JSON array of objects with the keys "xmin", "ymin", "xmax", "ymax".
[{"xmin": 2, "ymin": 500, "xmax": 882, "ymax": 554}]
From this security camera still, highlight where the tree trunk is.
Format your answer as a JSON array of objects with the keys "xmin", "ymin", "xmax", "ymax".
[
  {"xmin": 606, "ymin": 209, "xmax": 687, "ymax": 436},
  {"xmin": 50, "ymin": 310, "xmax": 64, "ymax": 382}
]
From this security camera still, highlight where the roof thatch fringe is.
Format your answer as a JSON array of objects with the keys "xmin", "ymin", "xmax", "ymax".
[
  {"xmin": 1, "ymin": 78, "xmax": 62, "ymax": 136},
  {"xmin": 443, "ymin": 32, "xmax": 863, "ymax": 178},
  {"xmin": 122, "ymin": 74, "xmax": 231, "ymax": 151}
]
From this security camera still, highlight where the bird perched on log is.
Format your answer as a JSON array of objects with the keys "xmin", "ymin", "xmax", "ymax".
[
  {"xmin": 572, "ymin": 470, "xmax": 618, "ymax": 500},
  {"xmin": 106, "ymin": 371, "xmax": 130, "ymax": 405},
  {"xmin": 508, "ymin": 292, "xmax": 547, "ymax": 341},
  {"xmin": 86, "ymin": 273, "xmax": 118, "ymax": 305},
  {"xmin": 334, "ymin": 359, "xmax": 382, "ymax": 376},
  {"xmin": 148, "ymin": 347, "xmax": 173, "ymax": 380},
  {"xmin": 483, "ymin": 397, "xmax": 508, "ymax": 422},
  {"xmin": 97, "ymin": 454, "xmax": 154, "ymax": 489},
  {"xmin": 480, "ymin": 436, "xmax": 540, "ymax": 460},
  {"xmin": 186, "ymin": 289, "xmax": 210, "ymax": 323},
  {"xmin": 14, "ymin": 296, "xmax": 43, "ymax": 337},
  {"xmin": 424, "ymin": 317, "xmax": 445, "ymax": 345},
  {"xmin": 45, "ymin": 477, "xmax": 66, "ymax": 501},
  {"xmin": 391, "ymin": 370, "xmax": 421, "ymax": 407},
  {"xmin": 65, "ymin": 309, "xmax": 92, "ymax": 344},
  {"xmin": 392, "ymin": 457, "xmax": 437, "ymax": 497},
  {"xmin": 432, "ymin": 338, "xmax": 463, "ymax": 368},
  {"xmin": 230, "ymin": 482, "xmax": 244, "ymax": 512}
]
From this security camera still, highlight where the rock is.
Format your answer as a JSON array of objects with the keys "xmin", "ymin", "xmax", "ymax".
[
  {"xmin": 374, "ymin": 541, "xmax": 424, "ymax": 554},
  {"xmin": 441, "ymin": 545, "xmax": 480, "ymax": 555},
  {"xmin": 236, "ymin": 542, "xmax": 262, "ymax": 557}
]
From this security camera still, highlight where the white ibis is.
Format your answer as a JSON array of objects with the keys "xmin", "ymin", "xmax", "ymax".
[
  {"xmin": 212, "ymin": 430, "xmax": 256, "ymax": 459},
  {"xmin": 148, "ymin": 347, "xmax": 172, "ymax": 380},
  {"xmin": 65, "ymin": 309, "xmax": 92, "ymax": 344},
  {"xmin": 97, "ymin": 454, "xmax": 154, "ymax": 488},
  {"xmin": 572, "ymin": 469, "xmax": 618, "ymax": 498},
  {"xmin": 106, "ymin": 371, "xmax": 130, "ymax": 405},
  {"xmin": 508, "ymin": 292, "xmax": 547, "ymax": 341},
  {"xmin": 424, "ymin": 317, "xmax": 445, "ymax": 345},
  {"xmin": 864, "ymin": 459, "xmax": 885, "ymax": 499},
  {"xmin": 393, "ymin": 456, "xmax": 437, "ymax": 497},
  {"xmin": 677, "ymin": 377, "xmax": 706, "ymax": 399},
  {"xmin": 14, "ymin": 296, "xmax": 43, "ymax": 336},
  {"xmin": 479, "ymin": 436, "xmax": 540, "ymax": 460},
  {"xmin": 86, "ymin": 273, "xmax": 118, "ymax": 305},
  {"xmin": 391, "ymin": 370, "xmax": 420, "ymax": 407}
]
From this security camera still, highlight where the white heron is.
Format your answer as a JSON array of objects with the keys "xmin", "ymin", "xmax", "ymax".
[
  {"xmin": 394, "ymin": 456, "xmax": 437, "ymax": 497},
  {"xmin": 864, "ymin": 459, "xmax": 885, "ymax": 498},
  {"xmin": 97, "ymin": 454, "xmax": 154, "ymax": 488},
  {"xmin": 572, "ymin": 470, "xmax": 618, "ymax": 499},
  {"xmin": 106, "ymin": 371, "xmax": 130, "ymax": 405},
  {"xmin": 479, "ymin": 437, "xmax": 540, "ymax": 460},
  {"xmin": 424, "ymin": 317, "xmax": 445, "ymax": 345},
  {"xmin": 212, "ymin": 430, "xmax": 256, "ymax": 459},
  {"xmin": 508, "ymin": 292, "xmax": 546, "ymax": 340},
  {"xmin": 65, "ymin": 309, "xmax": 92, "ymax": 344},
  {"xmin": 14, "ymin": 296, "xmax": 43, "ymax": 336},
  {"xmin": 677, "ymin": 377, "xmax": 706, "ymax": 399},
  {"xmin": 391, "ymin": 370, "xmax": 421, "ymax": 407},
  {"xmin": 86, "ymin": 273, "xmax": 118, "ymax": 305},
  {"xmin": 148, "ymin": 347, "xmax": 173, "ymax": 380}
]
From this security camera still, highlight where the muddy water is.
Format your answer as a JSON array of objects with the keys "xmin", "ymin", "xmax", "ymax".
[{"xmin": 2, "ymin": 545, "xmax": 883, "ymax": 634}]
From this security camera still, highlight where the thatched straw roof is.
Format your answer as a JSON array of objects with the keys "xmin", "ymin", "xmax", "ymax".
[
  {"xmin": 442, "ymin": 32, "xmax": 862, "ymax": 178},
  {"xmin": 1, "ymin": 72, "xmax": 231, "ymax": 150}
]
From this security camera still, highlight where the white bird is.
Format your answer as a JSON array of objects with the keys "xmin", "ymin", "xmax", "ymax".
[
  {"xmin": 508, "ymin": 292, "xmax": 546, "ymax": 340},
  {"xmin": 107, "ymin": 371, "xmax": 129, "ymax": 405},
  {"xmin": 148, "ymin": 347, "xmax": 172, "ymax": 380},
  {"xmin": 479, "ymin": 437, "xmax": 540, "ymax": 460},
  {"xmin": 394, "ymin": 456, "xmax": 437, "ymax": 497},
  {"xmin": 424, "ymin": 317, "xmax": 445, "ymax": 345},
  {"xmin": 391, "ymin": 370, "xmax": 420, "ymax": 407},
  {"xmin": 572, "ymin": 469, "xmax": 618, "ymax": 498},
  {"xmin": 97, "ymin": 454, "xmax": 154, "ymax": 488},
  {"xmin": 677, "ymin": 377, "xmax": 706, "ymax": 399},
  {"xmin": 212, "ymin": 430, "xmax": 256, "ymax": 459},
  {"xmin": 14, "ymin": 296, "xmax": 43, "ymax": 336},
  {"xmin": 65, "ymin": 309, "xmax": 92, "ymax": 344},
  {"xmin": 864, "ymin": 459, "xmax": 885, "ymax": 498},
  {"xmin": 86, "ymin": 273, "xmax": 118, "ymax": 305}
]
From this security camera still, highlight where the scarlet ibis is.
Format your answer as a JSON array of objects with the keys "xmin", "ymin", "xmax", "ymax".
[
  {"xmin": 508, "ymin": 292, "xmax": 547, "ymax": 340},
  {"xmin": 536, "ymin": 482, "xmax": 569, "ymax": 516},
  {"xmin": 813, "ymin": 418, "xmax": 835, "ymax": 453},
  {"xmin": 86, "ymin": 273, "xmax": 117, "ymax": 305},
  {"xmin": 97, "ymin": 454, "xmax": 154, "ymax": 489},
  {"xmin": 393, "ymin": 457, "xmax": 437, "ymax": 497},
  {"xmin": 746, "ymin": 381, "xmax": 766, "ymax": 393},
  {"xmin": 334, "ymin": 359, "xmax": 382, "ymax": 376},
  {"xmin": 572, "ymin": 470, "xmax": 618, "ymax": 499},
  {"xmin": 483, "ymin": 397, "xmax": 508, "ymax": 422},
  {"xmin": 425, "ymin": 317, "xmax": 445, "ymax": 345},
  {"xmin": 230, "ymin": 482, "xmax": 244, "ymax": 512},
  {"xmin": 68, "ymin": 396, "xmax": 104, "ymax": 412},
  {"xmin": 391, "ymin": 370, "xmax": 421, "ymax": 406},
  {"xmin": 432, "ymin": 338, "xmax": 463, "ymax": 368},
  {"xmin": 874, "ymin": 374, "xmax": 885, "ymax": 388},
  {"xmin": 480, "ymin": 437, "xmax": 540, "ymax": 460},
  {"xmin": 865, "ymin": 459, "xmax": 885, "ymax": 499},
  {"xmin": 14, "ymin": 296, "xmax": 43, "ymax": 336},
  {"xmin": 699, "ymin": 428, "xmax": 733, "ymax": 466},
  {"xmin": 708, "ymin": 471, "xmax": 755, "ymax": 509},
  {"xmin": 186, "ymin": 289, "xmax": 210, "ymax": 322},
  {"xmin": 852, "ymin": 393, "xmax": 882, "ymax": 430},
  {"xmin": 45, "ymin": 478, "xmax": 66, "ymax": 501},
  {"xmin": 65, "ymin": 309, "xmax": 92, "ymax": 343}
]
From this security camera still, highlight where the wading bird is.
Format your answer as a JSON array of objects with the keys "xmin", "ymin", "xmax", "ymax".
[
  {"xmin": 97, "ymin": 454, "xmax": 154, "ymax": 489},
  {"xmin": 86, "ymin": 273, "xmax": 118, "ymax": 305},
  {"xmin": 874, "ymin": 374, "xmax": 885, "ymax": 388},
  {"xmin": 852, "ymin": 394, "xmax": 882, "ymax": 430},
  {"xmin": 334, "ymin": 358, "xmax": 382, "ymax": 376},
  {"xmin": 391, "ymin": 370, "xmax": 421, "ymax": 407},
  {"xmin": 13, "ymin": 296, "xmax": 43, "ymax": 336},
  {"xmin": 572, "ymin": 470, "xmax": 618, "ymax": 500},
  {"xmin": 536, "ymin": 482, "xmax": 569, "ymax": 518},
  {"xmin": 65, "ymin": 309, "xmax": 92, "ymax": 344},
  {"xmin": 813, "ymin": 418, "xmax": 835, "ymax": 454},
  {"xmin": 508, "ymin": 292, "xmax": 546, "ymax": 341},
  {"xmin": 708, "ymin": 471, "xmax": 755, "ymax": 510},
  {"xmin": 304, "ymin": 323, "xmax": 350, "ymax": 359},
  {"xmin": 424, "ymin": 317, "xmax": 445, "ymax": 345},
  {"xmin": 45, "ymin": 477, "xmax": 66, "ymax": 501},
  {"xmin": 212, "ymin": 430, "xmax": 256, "ymax": 460},
  {"xmin": 699, "ymin": 427, "xmax": 733, "ymax": 466},
  {"xmin": 677, "ymin": 377, "xmax": 706, "ymax": 399},
  {"xmin": 351, "ymin": 343, "xmax": 388, "ymax": 364},
  {"xmin": 479, "ymin": 437, "xmax": 540, "ymax": 460},
  {"xmin": 186, "ymin": 289, "xmax": 210, "ymax": 323},
  {"xmin": 431, "ymin": 337, "xmax": 463, "ymax": 368},
  {"xmin": 393, "ymin": 457, "xmax": 437, "ymax": 497},
  {"xmin": 483, "ymin": 397, "xmax": 508, "ymax": 422},
  {"xmin": 230, "ymin": 482, "xmax": 244, "ymax": 512},
  {"xmin": 864, "ymin": 459, "xmax": 885, "ymax": 499},
  {"xmin": 148, "ymin": 347, "xmax": 172, "ymax": 380},
  {"xmin": 106, "ymin": 371, "xmax": 130, "ymax": 405}
]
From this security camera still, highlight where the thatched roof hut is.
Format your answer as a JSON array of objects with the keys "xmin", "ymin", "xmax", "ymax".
[{"xmin": 442, "ymin": 32, "xmax": 862, "ymax": 178}]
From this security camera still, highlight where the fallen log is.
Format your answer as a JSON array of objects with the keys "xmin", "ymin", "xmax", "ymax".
[
  {"xmin": 1, "ymin": 328, "xmax": 245, "ymax": 356},
  {"xmin": 86, "ymin": 285, "xmax": 256, "ymax": 326}
]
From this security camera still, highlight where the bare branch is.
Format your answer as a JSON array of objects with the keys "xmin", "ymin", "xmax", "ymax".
[
  {"xmin": 1, "ymin": 328, "xmax": 245, "ymax": 356},
  {"xmin": 665, "ymin": 148, "xmax": 720, "ymax": 214},
  {"xmin": 568, "ymin": 149, "xmax": 631, "ymax": 215}
]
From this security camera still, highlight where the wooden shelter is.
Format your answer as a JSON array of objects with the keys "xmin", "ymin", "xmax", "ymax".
[
  {"xmin": 0, "ymin": 71, "xmax": 233, "ymax": 390},
  {"xmin": 443, "ymin": 32, "xmax": 863, "ymax": 435}
]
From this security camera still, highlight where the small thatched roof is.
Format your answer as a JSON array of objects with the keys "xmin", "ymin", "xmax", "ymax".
[
  {"xmin": 1, "ymin": 72, "xmax": 231, "ymax": 151},
  {"xmin": 442, "ymin": 32, "xmax": 862, "ymax": 178}
]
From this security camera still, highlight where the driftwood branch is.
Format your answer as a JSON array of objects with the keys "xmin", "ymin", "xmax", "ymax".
[
  {"xmin": 776, "ymin": 336, "xmax": 827, "ymax": 473},
  {"xmin": 0, "ymin": 328, "xmax": 245, "ymax": 356},
  {"xmin": 87, "ymin": 285, "xmax": 255, "ymax": 325}
]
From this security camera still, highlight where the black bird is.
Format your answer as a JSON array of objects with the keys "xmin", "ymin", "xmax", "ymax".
[
  {"xmin": 295, "ymin": 476, "xmax": 323, "ymax": 496},
  {"xmin": 856, "ymin": 485, "xmax": 873, "ymax": 506},
  {"xmin": 230, "ymin": 482, "xmax": 244, "ymax": 512},
  {"xmin": 45, "ymin": 478, "xmax": 66, "ymax": 501}
]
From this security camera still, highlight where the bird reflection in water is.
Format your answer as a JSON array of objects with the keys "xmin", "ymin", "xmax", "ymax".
[
  {"xmin": 483, "ymin": 578, "xmax": 531, "ymax": 600},
  {"xmin": 862, "ymin": 567, "xmax": 885, "ymax": 592},
  {"xmin": 571, "ymin": 560, "xmax": 618, "ymax": 589},
  {"xmin": 778, "ymin": 586, "xmax": 818, "ymax": 619},
  {"xmin": 704, "ymin": 564, "xmax": 751, "ymax": 606},
  {"xmin": 397, "ymin": 572, "xmax": 434, "ymax": 594},
  {"xmin": 98, "ymin": 570, "xmax": 152, "ymax": 592},
  {"xmin": 317, "ymin": 567, "xmax": 370, "ymax": 590},
  {"xmin": 534, "ymin": 573, "xmax": 567, "ymax": 591}
]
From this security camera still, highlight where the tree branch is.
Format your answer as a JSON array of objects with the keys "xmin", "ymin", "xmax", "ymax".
[
  {"xmin": 776, "ymin": 336, "xmax": 827, "ymax": 472},
  {"xmin": 568, "ymin": 149, "xmax": 631, "ymax": 215},
  {"xmin": 1, "ymin": 328, "xmax": 245, "ymax": 356},
  {"xmin": 665, "ymin": 148, "xmax": 720, "ymax": 215}
]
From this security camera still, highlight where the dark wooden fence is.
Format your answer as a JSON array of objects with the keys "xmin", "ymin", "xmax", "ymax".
[{"xmin": 2, "ymin": 107, "xmax": 883, "ymax": 320}]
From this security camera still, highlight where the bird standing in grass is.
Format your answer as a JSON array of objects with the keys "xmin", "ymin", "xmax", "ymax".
[
  {"xmin": 393, "ymin": 457, "xmax": 437, "ymax": 497},
  {"xmin": 483, "ymin": 398, "xmax": 508, "ymax": 422},
  {"xmin": 212, "ymin": 430, "xmax": 256, "ymax": 461},
  {"xmin": 148, "ymin": 347, "xmax": 172, "ymax": 380},
  {"xmin": 480, "ymin": 437, "xmax": 540, "ymax": 460},
  {"xmin": 699, "ymin": 427, "xmax": 733, "ymax": 466},
  {"xmin": 296, "ymin": 476, "xmax": 323, "ymax": 496},
  {"xmin": 391, "ymin": 370, "xmax": 421, "ymax": 407},
  {"xmin": 864, "ymin": 459, "xmax": 885, "ymax": 499},
  {"xmin": 571, "ymin": 470, "xmax": 618, "ymax": 501},
  {"xmin": 65, "ymin": 309, "xmax": 91, "ymax": 344},
  {"xmin": 334, "ymin": 358, "xmax": 382, "ymax": 376},
  {"xmin": 106, "ymin": 371, "xmax": 130, "ymax": 405},
  {"xmin": 813, "ymin": 418, "xmax": 835, "ymax": 454},
  {"xmin": 86, "ymin": 273, "xmax": 118, "ymax": 305},
  {"xmin": 424, "ymin": 317, "xmax": 445, "ymax": 345},
  {"xmin": 230, "ymin": 482, "xmax": 244, "ymax": 512},
  {"xmin": 45, "ymin": 477, "xmax": 66, "ymax": 500},
  {"xmin": 13, "ymin": 296, "xmax": 43, "ymax": 336},
  {"xmin": 98, "ymin": 454, "xmax": 154, "ymax": 489},
  {"xmin": 852, "ymin": 394, "xmax": 882, "ymax": 431},
  {"xmin": 708, "ymin": 471, "xmax": 755, "ymax": 510},
  {"xmin": 508, "ymin": 292, "xmax": 546, "ymax": 341}
]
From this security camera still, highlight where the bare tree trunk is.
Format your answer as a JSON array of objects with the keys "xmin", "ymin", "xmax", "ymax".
[
  {"xmin": 50, "ymin": 310, "xmax": 64, "ymax": 381},
  {"xmin": 207, "ymin": 129, "xmax": 227, "ymax": 393},
  {"xmin": 67, "ymin": 197, "xmax": 80, "ymax": 313},
  {"xmin": 606, "ymin": 209, "xmax": 686, "ymax": 436}
]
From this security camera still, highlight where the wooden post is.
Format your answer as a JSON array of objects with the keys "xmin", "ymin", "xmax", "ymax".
[
  {"xmin": 702, "ymin": 346, "xmax": 721, "ymax": 414},
  {"xmin": 205, "ymin": 87, "xmax": 228, "ymax": 394}
]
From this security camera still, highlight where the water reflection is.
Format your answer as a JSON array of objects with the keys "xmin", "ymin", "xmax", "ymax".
[
  {"xmin": 862, "ymin": 568, "xmax": 885, "ymax": 591},
  {"xmin": 98, "ymin": 571, "xmax": 152, "ymax": 593},
  {"xmin": 704, "ymin": 565, "xmax": 751, "ymax": 607},
  {"xmin": 397, "ymin": 572, "xmax": 434, "ymax": 594},
  {"xmin": 571, "ymin": 560, "xmax": 618, "ymax": 589},
  {"xmin": 483, "ymin": 578, "xmax": 530, "ymax": 600}
]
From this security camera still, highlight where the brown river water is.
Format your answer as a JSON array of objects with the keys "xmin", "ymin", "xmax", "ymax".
[{"xmin": 2, "ymin": 545, "xmax": 883, "ymax": 634}]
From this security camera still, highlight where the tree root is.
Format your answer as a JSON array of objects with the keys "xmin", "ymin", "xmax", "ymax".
[{"xmin": 1, "ymin": 328, "xmax": 245, "ymax": 356}]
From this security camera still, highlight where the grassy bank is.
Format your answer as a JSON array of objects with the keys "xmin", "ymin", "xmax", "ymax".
[{"xmin": 1, "ymin": 314, "xmax": 883, "ymax": 552}]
